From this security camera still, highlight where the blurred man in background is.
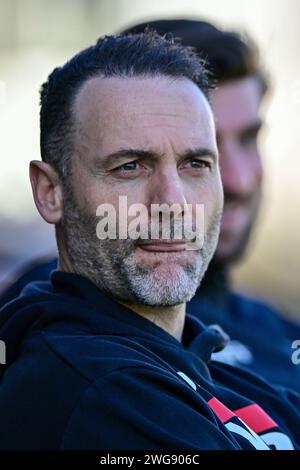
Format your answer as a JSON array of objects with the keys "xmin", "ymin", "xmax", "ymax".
[
  {"xmin": 1, "ymin": 18, "xmax": 299, "ymax": 392},
  {"xmin": 121, "ymin": 19, "xmax": 300, "ymax": 391}
]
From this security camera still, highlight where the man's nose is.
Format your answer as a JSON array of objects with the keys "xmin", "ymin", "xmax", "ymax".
[{"xmin": 150, "ymin": 167, "xmax": 187, "ymax": 209}]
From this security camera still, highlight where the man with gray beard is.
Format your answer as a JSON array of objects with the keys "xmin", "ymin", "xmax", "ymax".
[
  {"xmin": 0, "ymin": 31, "xmax": 299, "ymax": 452},
  {"xmin": 62, "ymin": 182, "xmax": 219, "ymax": 310}
]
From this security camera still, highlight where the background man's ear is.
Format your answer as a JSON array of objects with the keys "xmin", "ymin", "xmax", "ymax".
[{"xmin": 29, "ymin": 161, "xmax": 63, "ymax": 224}]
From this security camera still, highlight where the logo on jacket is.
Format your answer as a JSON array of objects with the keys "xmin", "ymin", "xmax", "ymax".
[
  {"xmin": 177, "ymin": 370, "xmax": 294, "ymax": 450},
  {"xmin": 208, "ymin": 397, "xmax": 294, "ymax": 450}
]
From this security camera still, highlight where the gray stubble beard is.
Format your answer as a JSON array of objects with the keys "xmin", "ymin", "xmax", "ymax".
[{"xmin": 61, "ymin": 189, "xmax": 222, "ymax": 307}]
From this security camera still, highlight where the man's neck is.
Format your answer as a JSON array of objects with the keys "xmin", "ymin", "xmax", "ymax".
[
  {"xmin": 58, "ymin": 249, "xmax": 186, "ymax": 342},
  {"xmin": 119, "ymin": 301, "xmax": 186, "ymax": 342},
  {"xmin": 57, "ymin": 241, "xmax": 74, "ymax": 274}
]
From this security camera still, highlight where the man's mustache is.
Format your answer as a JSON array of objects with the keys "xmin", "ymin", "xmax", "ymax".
[{"xmin": 125, "ymin": 220, "xmax": 201, "ymax": 246}]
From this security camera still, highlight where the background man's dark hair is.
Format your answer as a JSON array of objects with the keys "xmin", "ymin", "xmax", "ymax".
[
  {"xmin": 121, "ymin": 19, "xmax": 269, "ymax": 96},
  {"xmin": 40, "ymin": 30, "xmax": 211, "ymax": 180}
]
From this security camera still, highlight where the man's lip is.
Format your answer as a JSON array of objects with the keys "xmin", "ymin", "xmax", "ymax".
[{"xmin": 137, "ymin": 241, "xmax": 187, "ymax": 252}]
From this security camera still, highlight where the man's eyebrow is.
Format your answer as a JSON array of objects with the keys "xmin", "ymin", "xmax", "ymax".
[
  {"xmin": 97, "ymin": 147, "xmax": 218, "ymax": 168},
  {"xmin": 97, "ymin": 148, "xmax": 164, "ymax": 167}
]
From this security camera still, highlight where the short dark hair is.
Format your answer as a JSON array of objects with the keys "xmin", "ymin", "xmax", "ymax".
[
  {"xmin": 40, "ymin": 30, "xmax": 211, "ymax": 180},
  {"xmin": 121, "ymin": 19, "xmax": 269, "ymax": 95}
]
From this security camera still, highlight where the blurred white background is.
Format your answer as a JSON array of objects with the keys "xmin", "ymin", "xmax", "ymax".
[{"xmin": 0, "ymin": 0, "xmax": 299, "ymax": 319}]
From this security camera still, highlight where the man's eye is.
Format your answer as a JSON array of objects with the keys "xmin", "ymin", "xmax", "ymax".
[
  {"xmin": 119, "ymin": 161, "xmax": 139, "ymax": 171},
  {"xmin": 112, "ymin": 160, "xmax": 145, "ymax": 178},
  {"xmin": 184, "ymin": 159, "xmax": 211, "ymax": 169}
]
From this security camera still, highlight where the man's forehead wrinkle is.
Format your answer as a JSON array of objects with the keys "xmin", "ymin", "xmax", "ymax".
[
  {"xmin": 129, "ymin": 123, "xmax": 194, "ymax": 130},
  {"xmin": 141, "ymin": 111, "xmax": 194, "ymax": 118}
]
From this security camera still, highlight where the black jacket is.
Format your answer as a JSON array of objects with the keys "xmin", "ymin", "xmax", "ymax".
[{"xmin": 0, "ymin": 271, "xmax": 299, "ymax": 450}]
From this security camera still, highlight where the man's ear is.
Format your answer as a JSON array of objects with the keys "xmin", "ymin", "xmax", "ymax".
[{"xmin": 29, "ymin": 160, "xmax": 63, "ymax": 224}]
